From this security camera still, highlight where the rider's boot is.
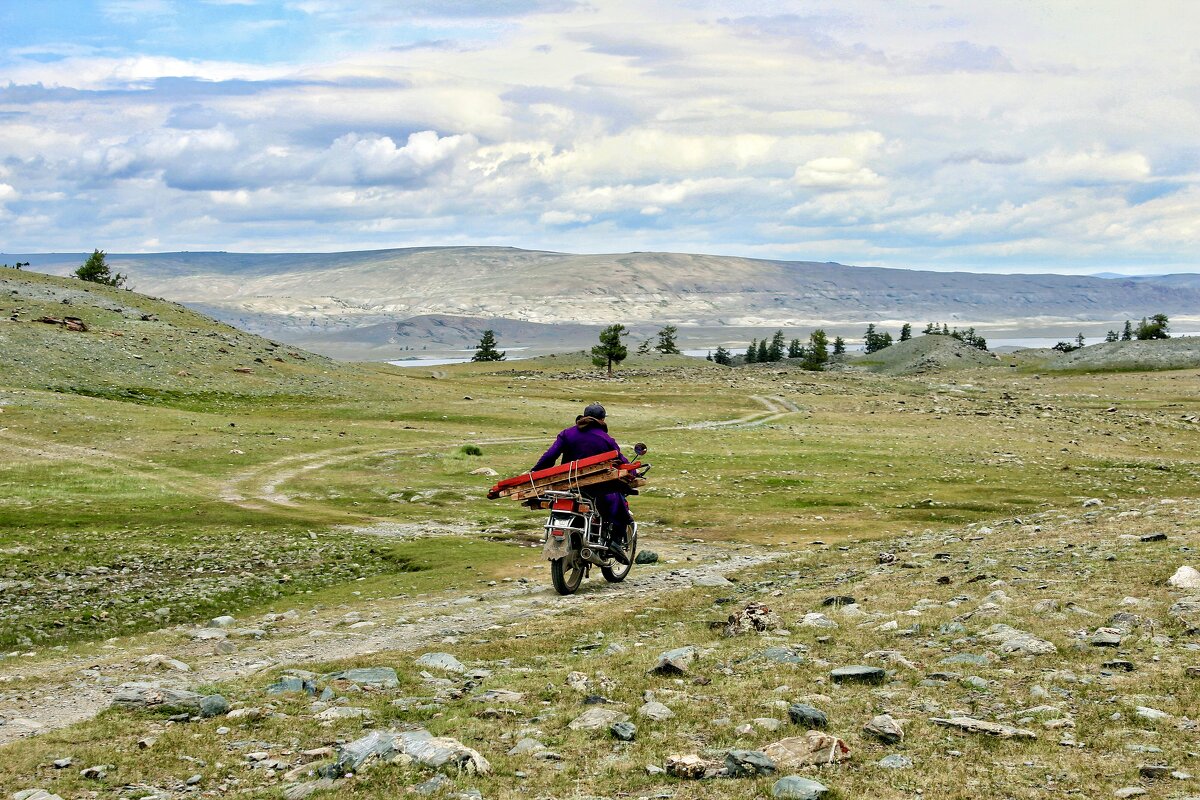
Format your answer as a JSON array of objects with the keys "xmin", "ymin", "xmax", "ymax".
[{"xmin": 607, "ymin": 522, "xmax": 631, "ymax": 566}]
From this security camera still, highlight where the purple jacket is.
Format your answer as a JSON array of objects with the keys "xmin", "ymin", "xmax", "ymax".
[{"xmin": 533, "ymin": 416, "xmax": 629, "ymax": 472}]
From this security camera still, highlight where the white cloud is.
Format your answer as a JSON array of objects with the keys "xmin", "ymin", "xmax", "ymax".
[
  {"xmin": 792, "ymin": 157, "xmax": 883, "ymax": 189},
  {"xmin": 539, "ymin": 210, "xmax": 591, "ymax": 225}
]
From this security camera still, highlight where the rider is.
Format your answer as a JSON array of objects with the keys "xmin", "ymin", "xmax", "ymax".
[{"xmin": 532, "ymin": 402, "xmax": 633, "ymax": 565}]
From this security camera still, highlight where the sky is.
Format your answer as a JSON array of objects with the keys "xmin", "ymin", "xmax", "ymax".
[{"xmin": 1, "ymin": 1, "xmax": 1198, "ymax": 274}]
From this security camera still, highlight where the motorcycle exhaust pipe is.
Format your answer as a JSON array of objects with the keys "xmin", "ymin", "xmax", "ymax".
[{"xmin": 579, "ymin": 548, "xmax": 607, "ymax": 566}]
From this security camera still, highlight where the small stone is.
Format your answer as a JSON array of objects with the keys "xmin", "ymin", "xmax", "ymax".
[
  {"xmin": 830, "ymin": 665, "xmax": 886, "ymax": 684},
  {"xmin": 52, "ymin": 758, "xmax": 72, "ymax": 769},
  {"xmin": 610, "ymin": 721, "xmax": 637, "ymax": 741},
  {"xmin": 692, "ymin": 574, "xmax": 733, "ymax": 587},
  {"xmin": 1139, "ymin": 765, "xmax": 1172, "ymax": 779},
  {"xmin": 1135, "ymin": 706, "xmax": 1171, "ymax": 722},
  {"xmin": 209, "ymin": 615, "xmax": 236, "ymax": 628},
  {"xmin": 634, "ymin": 550, "xmax": 659, "ymax": 564},
  {"xmin": 1113, "ymin": 788, "xmax": 1147, "ymax": 799},
  {"xmin": 415, "ymin": 653, "xmax": 466, "ymax": 673},
  {"xmin": 787, "ymin": 703, "xmax": 827, "ymax": 729},
  {"xmin": 725, "ymin": 749, "xmax": 776, "ymax": 777},
  {"xmin": 80, "ymin": 765, "xmax": 109, "ymax": 780},
  {"xmin": 649, "ymin": 646, "xmax": 696, "ymax": 675},
  {"xmin": 199, "ymin": 694, "xmax": 230, "ymax": 717},
  {"xmin": 665, "ymin": 753, "xmax": 709, "ymax": 779},
  {"xmin": 1102, "ymin": 660, "xmax": 1135, "ymax": 672},
  {"xmin": 1090, "ymin": 628, "xmax": 1123, "ymax": 647},
  {"xmin": 1140, "ymin": 533, "xmax": 1167, "ymax": 542},
  {"xmin": 877, "ymin": 754, "xmax": 913, "ymax": 769},
  {"xmin": 568, "ymin": 707, "xmax": 629, "ymax": 731},
  {"xmin": 185, "ymin": 774, "xmax": 202, "ymax": 786},
  {"xmin": 1167, "ymin": 566, "xmax": 1200, "ymax": 589},
  {"xmin": 638, "ymin": 701, "xmax": 675, "ymax": 721},
  {"xmin": 325, "ymin": 667, "xmax": 400, "ymax": 689},
  {"xmin": 863, "ymin": 714, "xmax": 904, "ymax": 743},
  {"xmin": 772, "ymin": 775, "xmax": 829, "ymax": 799}
]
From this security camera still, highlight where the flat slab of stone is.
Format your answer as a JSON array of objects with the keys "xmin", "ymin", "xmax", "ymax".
[
  {"xmin": 415, "ymin": 653, "xmax": 466, "ymax": 674},
  {"xmin": 829, "ymin": 665, "xmax": 886, "ymax": 684},
  {"xmin": 931, "ymin": 716, "xmax": 1037, "ymax": 739},
  {"xmin": 325, "ymin": 667, "xmax": 400, "ymax": 689},
  {"xmin": 568, "ymin": 707, "xmax": 630, "ymax": 731},
  {"xmin": 763, "ymin": 732, "xmax": 851, "ymax": 767}
]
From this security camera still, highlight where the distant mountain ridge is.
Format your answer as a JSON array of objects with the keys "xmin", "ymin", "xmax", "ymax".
[{"xmin": 8, "ymin": 247, "xmax": 1199, "ymax": 358}]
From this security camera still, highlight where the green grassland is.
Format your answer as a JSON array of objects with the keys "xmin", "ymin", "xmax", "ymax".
[{"xmin": 2, "ymin": 271, "xmax": 1200, "ymax": 798}]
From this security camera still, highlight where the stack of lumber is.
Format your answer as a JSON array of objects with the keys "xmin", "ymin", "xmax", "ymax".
[{"xmin": 487, "ymin": 449, "xmax": 645, "ymax": 501}]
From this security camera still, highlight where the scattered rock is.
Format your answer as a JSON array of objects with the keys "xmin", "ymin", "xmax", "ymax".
[
  {"xmin": 325, "ymin": 667, "xmax": 400, "ymax": 689},
  {"xmin": 798, "ymin": 612, "xmax": 839, "ymax": 629},
  {"xmin": 763, "ymin": 732, "xmax": 851, "ymax": 767},
  {"xmin": 12, "ymin": 791, "xmax": 65, "ymax": 800},
  {"xmin": 209, "ymin": 615, "xmax": 236, "ymax": 628},
  {"xmin": 863, "ymin": 714, "xmax": 904, "ymax": 743},
  {"xmin": 665, "ymin": 754, "xmax": 710, "ymax": 779},
  {"xmin": 137, "ymin": 654, "xmax": 190, "ymax": 672},
  {"xmin": 1090, "ymin": 628, "xmax": 1124, "ymax": 647},
  {"xmin": 610, "ymin": 721, "xmax": 637, "ymax": 741},
  {"xmin": 724, "ymin": 602, "xmax": 783, "ymax": 636},
  {"xmin": 693, "ymin": 574, "xmax": 733, "ymax": 588},
  {"xmin": 638, "ymin": 701, "xmax": 675, "ymax": 721},
  {"xmin": 877, "ymin": 754, "xmax": 913, "ymax": 769},
  {"xmin": 468, "ymin": 467, "xmax": 498, "ymax": 476},
  {"xmin": 1167, "ymin": 566, "xmax": 1200, "ymax": 589},
  {"xmin": 415, "ymin": 653, "xmax": 466, "ymax": 674},
  {"xmin": 979, "ymin": 624, "xmax": 1057, "ymax": 655},
  {"xmin": 772, "ymin": 775, "xmax": 830, "ymax": 799},
  {"xmin": 634, "ymin": 550, "xmax": 659, "ymax": 564},
  {"xmin": 787, "ymin": 703, "xmax": 828, "ymax": 729},
  {"xmin": 199, "ymin": 694, "xmax": 230, "ymax": 718},
  {"xmin": 111, "ymin": 683, "xmax": 204, "ymax": 714},
  {"xmin": 1140, "ymin": 533, "xmax": 1167, "ymax": 542},
  {"xmin": 1113, "ymin": 788, "xmax": 1147, "ymax": 799},
  {"xmin": 930, "ymin": 716, "xmax": 1037, "ymax": 739},
  {"xmin": 725, "ymin": 749, "xmax": 777, "ymax": 777},
  {"xmin": 568, "ymin": 708, "xmax": 630, "ymax": 731},
  {"xmin": 830, "ymin": 665, "xmax": 886, "ymax": 684},
  {"xmin": 649, "ymin": 646, "xmax": 696, "ymax": 675},
  {"xmin": 762, "ymin": 646, "xmax": 806, "ymax": 665}
]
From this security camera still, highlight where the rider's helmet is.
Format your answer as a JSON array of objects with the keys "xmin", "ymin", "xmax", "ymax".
[{"xmin": 584, "ymin": 402, "xmax": 606, "ymax": 419}]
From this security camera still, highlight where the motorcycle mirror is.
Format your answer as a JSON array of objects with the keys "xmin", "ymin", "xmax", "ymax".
[{"xmin": 634, "ymin": 442, "xmax": 648, "ymax": 456}]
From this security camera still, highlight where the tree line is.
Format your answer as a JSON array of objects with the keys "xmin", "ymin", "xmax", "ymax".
[{"xmin": 474, "ymin": 313, "xmax": 1175, "ymax": 369}]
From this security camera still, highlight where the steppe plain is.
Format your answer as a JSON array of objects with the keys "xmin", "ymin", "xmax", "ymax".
[{"xmin": 2, "ymin": 270, "xmax": 1199, "ymax": 800}]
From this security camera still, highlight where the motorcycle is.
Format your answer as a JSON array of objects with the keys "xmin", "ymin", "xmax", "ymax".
[{"xmin": 534, "ymin": 444, "xmax": 649, "ymax": 595}]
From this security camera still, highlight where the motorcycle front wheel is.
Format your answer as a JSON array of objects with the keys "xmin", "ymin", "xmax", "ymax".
[
  {"xmin": 551, "ymin": 553, "xmax": 584, "ymax": 595},
  {"xmin": 601, "ymin": 527, "xmax": 638, "ymax": 583}
]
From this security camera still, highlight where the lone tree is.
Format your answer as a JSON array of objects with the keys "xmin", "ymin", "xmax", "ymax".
[
  {"xmin": 75, "ymin": 249, "xmax": 125, "ymax": 287},
  {"xmin": 1121, "ymin": 320, "xmax": 1133, "ymax": 341},
  {"xmin": 471, "ymin": 329, "xmax": 506, "ymax": 362},
  {"xmin": 655, "ymin": 325, "xmax": 681, "ymax": 354},
  {"xmin": 832, "ymin": 336, "xmax": 846, "ymax": 355},
  {"xmin": 744, "ymin": 339, "xmax": 758, "ymax": 363},
  {"xmin": 756, "ymin": 338, "xmax": 769, "ymax": 363},
  {"xmin": 1136, "ymin": 314, "xmax": 1170, "ymax": 340},
  {"xmin": 592, "ymin": 324, "xmax": 629, "ymax": 375},
  {"xmin": 637, "ymin": 338, "xmax": 652, "ymax": 355},
  {"xmin": 802, "ymin": 329, "xmax": 829, "ymax": 371},
  {"xmin": 712, "ymin": 345, "xmax": 733, "ymax": 365},
  {"xmin": 899, "ymin": 323, "xmax": 912, "ymax": 341}
]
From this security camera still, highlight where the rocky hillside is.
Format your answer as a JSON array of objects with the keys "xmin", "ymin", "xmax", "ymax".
[
  {"xmin": 11, "ymin": 249, "xmax": 1200, "ymax": 356},
  {"xmin": 0, "ymin": 270, "xmax": 360, "ymax": 397},
  {"xmin": 854, "ymin": 335, "xmax": 1002, "ymax": 375}
]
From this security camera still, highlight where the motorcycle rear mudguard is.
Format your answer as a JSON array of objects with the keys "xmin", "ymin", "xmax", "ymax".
[{"xmin": 543, "ymin": 533, "xmax": 569, "ymax": 561}]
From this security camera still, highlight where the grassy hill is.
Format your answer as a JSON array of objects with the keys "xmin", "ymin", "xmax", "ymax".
[{"xmin": 853, "ymin": 335, "xmax": 1002, "ymax": 374}]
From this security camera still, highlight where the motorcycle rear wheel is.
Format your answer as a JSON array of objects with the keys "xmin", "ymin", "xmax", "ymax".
[
  {"xmin": 601, "ymin": 528, "xmax": 637, "ymax": 583},
  {"xmin": 551, "ymin": 554, "xmax": 584, "ymax": 595}
]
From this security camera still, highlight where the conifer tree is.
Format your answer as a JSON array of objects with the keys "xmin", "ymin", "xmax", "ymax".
[
  {"xmin": 655, "ymin": 325, "xmax": 681, "ymax": 354},
  {"xmin": 833, "ymin": 336, "xmax": 846, "ymax": 355},
  {"xmin": 471, "ymin": 329, "xmax": 506, "ymax": 362},
  {"xmin": 1121, "ymin": 320, "xmax": 1133, "ymax": 341},
  {"xmin": 75, "ymin": 249, "xmax": 125, "ymax": 287},
  {"xmin": 899, "ymin": 323, "xmax": 912, "ymax": 341},
  {"xmin": 713, "ymin": 346, "xmax": 733, "ymax": 366},
  {"xmin": 756, "ymin": 338, "xmax": 769, "ymax": 362},
  {"xmin": 591, "ymin": 324, "xmax": 628, "ymax": 375},
  {"xmin": 787, "ymin": 338, "xmax": 803, "ymax": 358},
  {"xmin": 744, "ymin": 339, "xmax": 758, "ymax": 363},
  {"xmin": 802, "ymin": 329, "xmax": 829, "ymax": 370}
]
